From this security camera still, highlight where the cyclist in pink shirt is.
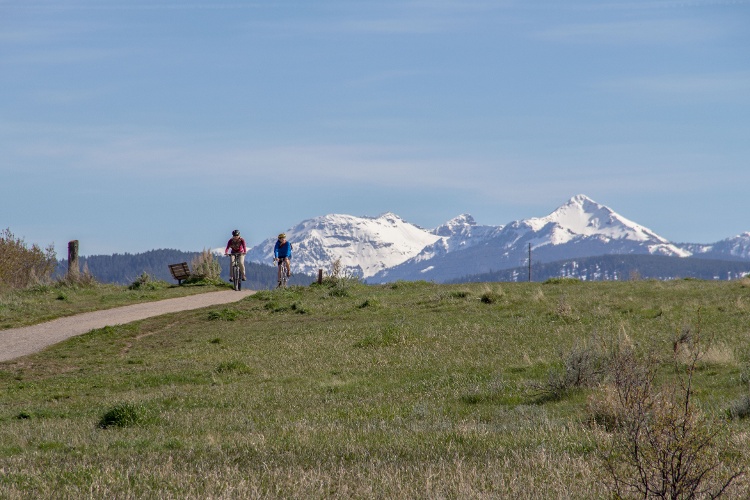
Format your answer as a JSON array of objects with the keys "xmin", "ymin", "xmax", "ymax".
[{"xmin": 224, "ymin": 229, "xmax": 247, "ymax": 281}]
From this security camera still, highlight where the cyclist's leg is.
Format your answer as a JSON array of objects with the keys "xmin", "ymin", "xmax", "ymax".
[
  {"xmin": 229, "ymin": 254, "xmax": 236, "ymax": 281},
  {"xmin": 238, "ymin": 254, "xmax": 246, "ymax": 280},
  {"xmin": 230, "ymin": 253, "xmax": 240, "ymax": 280},
  {"xmin": 285, "ymin": 258, "xmax": 291, "ymax": 277}
]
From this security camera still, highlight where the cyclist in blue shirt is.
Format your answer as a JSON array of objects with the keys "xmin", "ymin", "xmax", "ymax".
[{"xmin": 273, "ymin": 233, "xmax": 292, "ymax": 285}]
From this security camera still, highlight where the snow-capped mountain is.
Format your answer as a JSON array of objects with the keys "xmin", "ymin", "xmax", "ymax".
[
  {"xmin": 245, "ymin": 212, "xmax": 441, "ymax": 278},
  {"xmin": 431, "ymin": 214, "xmax": 504, "ymax": 252},
  {"xmin": 677, "ymin": 233, "xmax": 750, "ymax": 262},
  {"xmin": 432, "ymin": 214, "xmax": 502, "ymax": 243},
  {"xmin": 397, "ymin": 214, "xmax": 505, "ymax": 270},
  {"xmin": 372, "ymin": 195, "xmax": 704, "ymax": 283},
  {"xmin": 244, "ymin": 195, "xmax": 750, "ymax": 283},
  {"xmin": 510, "ymin": 194, "xmax": 690, "ymax": 258}
]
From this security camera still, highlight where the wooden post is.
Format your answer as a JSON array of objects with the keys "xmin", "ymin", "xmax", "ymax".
[
  {"xmin": 318, "ymin": 269, "xmax": 323, "ymax": 285},
  {"xmin": 68, "ymin": 240, "xmax": 80, "ymax": 279}
]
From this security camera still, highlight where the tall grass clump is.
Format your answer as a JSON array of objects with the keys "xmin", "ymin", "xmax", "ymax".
[
  {"xmin": 318, "ymin": 257, "xmax": 362, "ymax": 296},
  {"xmin": 728, "ymin": 359, "xmax": 750, "ymax": 420},
  {"xmin": 0, "ymin": 228, "xmax": 57, "ymax": 290},
  {"xmin": 98, "ymin": 402, "xmax": 153, "ymax": 428},
  {"xmin": 56, "ymin": 261, "xmax": 98, "ymax": 288},
  {"xmin": 728, "ymin": 394, "xmax": 750, "ymax": 420},
  {"xmin": 187, "ymin": 248, "xmax": 222, "ymax": 284}
]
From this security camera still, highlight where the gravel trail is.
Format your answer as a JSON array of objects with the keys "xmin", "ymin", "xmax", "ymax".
[{"xmin": 0, "ymin": 290, "xmax": 255, "ymax": 362}]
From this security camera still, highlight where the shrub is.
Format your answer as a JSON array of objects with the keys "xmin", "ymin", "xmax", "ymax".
[
  {"xmin": 595, "ymin": 322, "xmax": 745, "ymax": 498},
  {"xmin": 128, "ymin": 272, "xmax": 169, "ymax": 290},
  {"xmin": 0, "ymin": 228, "xmax": 57, "ymax": 290},
  {"xmin": 530, "ymin": 333, "xmax": 609, "ymax": 402}
]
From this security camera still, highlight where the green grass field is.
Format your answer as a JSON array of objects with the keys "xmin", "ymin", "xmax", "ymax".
[{"xmin": 1, "ymin": 279, "xmax": 750, "ymax": 498}]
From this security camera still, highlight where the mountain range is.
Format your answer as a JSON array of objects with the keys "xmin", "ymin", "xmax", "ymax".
[
  {"xmin": 61, "ymin": 194, "xmax": 749, "ymax": 285},
  {"xmin": 244, "ymin": 194, "xmax": 750, "ymax": 283}
]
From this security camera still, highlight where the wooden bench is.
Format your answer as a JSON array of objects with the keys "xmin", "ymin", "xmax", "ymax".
[{"xmin": 168, "ymin": 262, "xmax": 191, "ymax": 285}]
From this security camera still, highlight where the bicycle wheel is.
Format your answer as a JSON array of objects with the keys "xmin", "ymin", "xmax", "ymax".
[
  {"xmin": 278, "ymin": 264, "xmax": 287, "ymax": 288},
  {"xmin": 232, "ymin": 260, "xmax": 241, "ymax": 291}
]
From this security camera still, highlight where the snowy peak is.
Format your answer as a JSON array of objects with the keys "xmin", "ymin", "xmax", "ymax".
[
  {"xmin": 432, "ymin": 214, "xmax": 477, "ymax": 236},
  {"xmin": 375, "ymin": 212, "xmax": 407, "ymax": 225},
  {"xmin": 681, "ymin": 232, "xmax": 750, "ymax": 260},
  {"xmin": 517, "ymin": 194, "xmax": 690, "ymax": 257},
  {"xmin": 526, "ymin": 194, "xmax": 660, "ymax": 242},
  {"xmin": 721, "ymin": 232, "xmax": 750, "ymax": 258},
  {"xmin": 428, "ymin": 213, "xmax": 504, "ymax": 253}
]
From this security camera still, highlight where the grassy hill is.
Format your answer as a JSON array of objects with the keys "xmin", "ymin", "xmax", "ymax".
[{"xmin": 1, "ymin": 279, "xmax": 750, "ymax": 497}]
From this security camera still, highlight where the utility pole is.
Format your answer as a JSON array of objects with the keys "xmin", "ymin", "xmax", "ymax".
[{"xmin": 528, "ymin": 243, "xmax": 532, "ymax": 282}]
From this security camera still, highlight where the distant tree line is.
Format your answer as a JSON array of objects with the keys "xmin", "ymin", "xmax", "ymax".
[
  {"xmin": 56, "ymin": 249, "xmax": 315, "ymax": 290},
  {"xmin": 451, "ymin": 254, "xmax": 750, "ymax": 283},
  {"xmin": 55, "ymin": 249, "xmax": 750, "ymax": 288}
]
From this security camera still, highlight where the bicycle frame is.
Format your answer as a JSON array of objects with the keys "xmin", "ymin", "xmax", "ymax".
[
  {"xmin": 228, "ymin": 253, "xmax": 245, "ymax": 291},
  {"xmin": 276, "ymin": 258, "xmax": 290, "ymax": 288}
]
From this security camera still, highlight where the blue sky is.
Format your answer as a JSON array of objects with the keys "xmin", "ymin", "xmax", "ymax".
[{"xmin": 2, "ymin": 0, "xmax": 749, "ymax": 256}]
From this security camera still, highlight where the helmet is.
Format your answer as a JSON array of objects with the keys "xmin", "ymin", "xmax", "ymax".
[
  {"xmin": 278, "ymin": 233, "xmax": 286, "ymax": 239},
  {"xmin": 232, "ymin": 230, "xmax": 240, "ymax": 236}
]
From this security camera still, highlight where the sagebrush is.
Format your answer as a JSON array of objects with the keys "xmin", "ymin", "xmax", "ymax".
[{"xmin": 0, "ymin": 228, "xmax": 57, "ymax": 290}]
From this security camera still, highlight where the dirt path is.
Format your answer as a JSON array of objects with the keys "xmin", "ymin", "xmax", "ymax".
[{"xmin": 0, "ymin": 290, "xmax": 255, "ymax": 362}]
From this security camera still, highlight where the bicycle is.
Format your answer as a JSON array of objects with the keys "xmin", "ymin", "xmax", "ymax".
[
  {"xmin": 227, "ymin": 253, "xmax": 245, "ymax": 291},
  {"xmin": 275, "ymin": 257, "xmax": 290, "ymax": 289}
]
